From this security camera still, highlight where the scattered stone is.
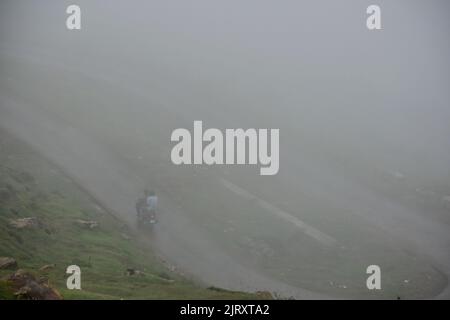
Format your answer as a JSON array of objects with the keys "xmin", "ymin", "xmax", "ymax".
[
  {"xmin": 7, "ymin": 269, "xmax": 62, "ymax": 300},
  {"xmin": 0, "ymin": 257, "xmax": 18, "ymax": 270},
  {"xmin": 125, "ymin": 268, "xmax": 144, "ymax": 276},
  {"xmin": 157, "ymin": 272, "xmax": 174, "ymax": 282},
  {"xmin": 9, "ymin": 217, "xmax": 41, "ymax": 229},
  {"xmin": 39, "ymin": 264, "xmax": 56, "ymax": 272},
  {"xmin": 37, "ymin": 276, "xmax": 50, "ymax": 285},
  {"xmin": 75, "ymin": 219, "xmax": 99, "ymax": 229},
  {"xmin": 256, "ymin": 291, "xmax": 274, "ymax": 299}
]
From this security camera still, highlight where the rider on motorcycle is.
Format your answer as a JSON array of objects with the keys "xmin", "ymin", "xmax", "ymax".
[{"xmin": 136, "ymin": 190, "xmax": 158, "ymax": 225}]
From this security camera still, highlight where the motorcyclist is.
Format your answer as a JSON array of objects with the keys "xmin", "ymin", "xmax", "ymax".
[{"xmin": 136, "ymin": 189, "xmax": 158, "ymax": 225}]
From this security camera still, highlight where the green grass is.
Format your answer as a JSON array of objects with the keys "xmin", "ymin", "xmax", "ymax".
[{"xmin": 0, "ymin": 131, "xmax": 263, "ymax": 299}]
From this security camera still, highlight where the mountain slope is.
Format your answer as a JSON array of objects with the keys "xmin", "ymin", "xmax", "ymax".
[{"xmin": 0, "ymin": 129, "xmax": 265, "ymax": 299}]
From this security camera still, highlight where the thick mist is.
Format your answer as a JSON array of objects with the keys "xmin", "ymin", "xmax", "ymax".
[{"xmin": 1, "ymin": 0, "xmax": 449, "ymax": 299}]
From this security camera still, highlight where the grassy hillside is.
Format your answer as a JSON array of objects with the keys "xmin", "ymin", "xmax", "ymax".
[{"xmin": 0, "ymin": 129, "xmax": 264, "ymax": 299}]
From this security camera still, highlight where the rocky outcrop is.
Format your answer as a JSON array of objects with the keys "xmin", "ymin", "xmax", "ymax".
[
  {"xmin": 6, "ymin": 269, "xmax": 62, "ymax": 300},
  {"xmin": 0, "ymin": 257, "xmax": 18, "ymax": 270}
]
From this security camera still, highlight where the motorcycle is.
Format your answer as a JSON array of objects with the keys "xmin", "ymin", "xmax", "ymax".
[{"xmin": 136, "ymin": 206, "xmax": 157, "ymax": 229}]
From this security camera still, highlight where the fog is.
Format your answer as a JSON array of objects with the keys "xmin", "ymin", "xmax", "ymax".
[{"xmin": 1, "ymin": 0, "xmax": 449, "ymax": 298}]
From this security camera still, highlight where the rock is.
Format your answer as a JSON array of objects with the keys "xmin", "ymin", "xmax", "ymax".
[
  {"xmin": 7, "ymin": 269, "xmax": 62, "ymax": 300},
  {"xmin": 125, "ymin": 268, "xmax": 144, "ymax": 276},
  {"xmin": 125, "ymin": 268, "xmax": 135, "ymax": 276},
  {"xmin": 9, "ymin": 217, "xmax": 40, "ymax": 229},
  {"xmin": 75, "ymin": 219, "xmax": 99, "ymax": 229},
  {"xmin": 255, "ymin": 291, "xmax": 274, "ymax": 299},
  {"xmin": 39, "ymin": 264, "xmax": 56, "ymax": 272},
  {"xmin": 0, "ymin": 257, "xmax": 18, "ymax": 270}
]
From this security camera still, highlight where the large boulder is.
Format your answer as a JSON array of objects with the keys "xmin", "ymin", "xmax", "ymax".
[
  {"xmin": 6, "ymin": 269, "xmax": 62, "ymax": 300},
  {"xmin": 0, "ymin": 257, "xmax": 18, "ymax": 270}
]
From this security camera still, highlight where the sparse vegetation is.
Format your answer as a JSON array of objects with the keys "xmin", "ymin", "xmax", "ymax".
[{"xmin": 0, "ymin": 130, "xmax": 262, "ymax": 299}]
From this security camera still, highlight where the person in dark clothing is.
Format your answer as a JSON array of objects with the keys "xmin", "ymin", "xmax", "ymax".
[{"xmin": 136, "ymin": 190, "xmax": 157, "ymax": 225}]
